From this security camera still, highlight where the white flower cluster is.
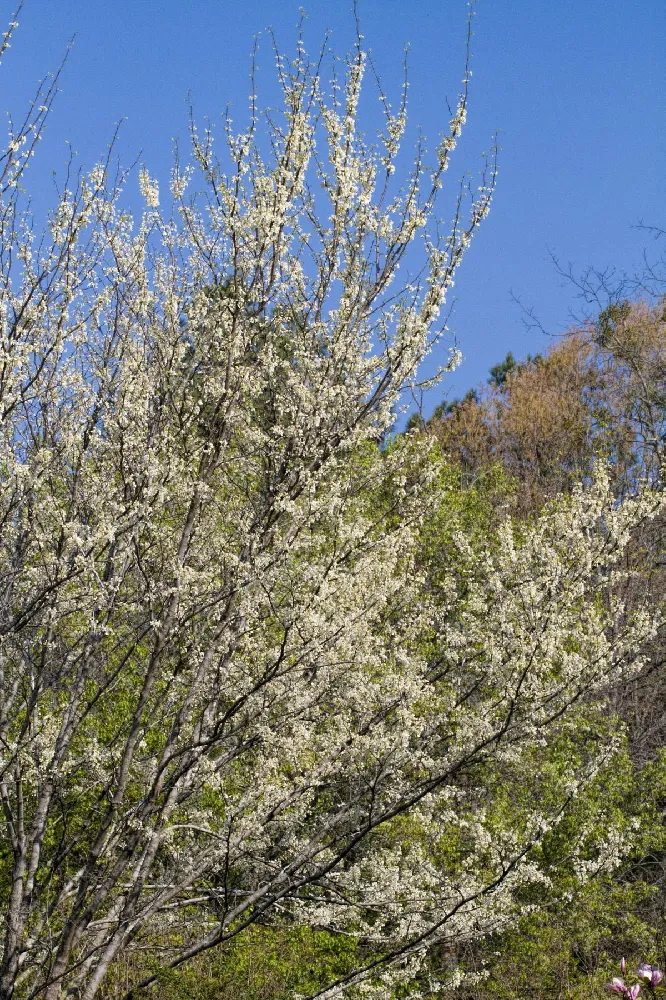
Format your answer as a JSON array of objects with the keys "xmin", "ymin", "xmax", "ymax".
[{"xmin": 139, "ymin": 166, "xmax": 160, "ymax": 208}]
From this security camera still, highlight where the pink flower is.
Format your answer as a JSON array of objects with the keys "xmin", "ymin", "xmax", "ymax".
[
  {"xmin": 638, "ymin": 966, "xmax": 664, "ymax": 989},
  {"xmin": 607, "ymin": 979, "xmax": 640, "ymax": 1000}
]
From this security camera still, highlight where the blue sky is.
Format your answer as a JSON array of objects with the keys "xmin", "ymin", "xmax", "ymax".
[{"xmin": 4, "ymin": 0, "xmax": 664, "ymax": 419}]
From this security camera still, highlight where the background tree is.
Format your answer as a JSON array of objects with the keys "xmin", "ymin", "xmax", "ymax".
[{"xmin": 426, "ymin": 298, "xmax": 666, "ymax": 506}]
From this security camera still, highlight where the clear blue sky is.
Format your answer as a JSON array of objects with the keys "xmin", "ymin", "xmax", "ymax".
[{"xmin": 4, "ymin": 0, "xmax": 664, "ymax": 419}]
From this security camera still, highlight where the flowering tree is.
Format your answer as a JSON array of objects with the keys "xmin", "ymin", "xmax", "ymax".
[{"xmin": 0, "ymin": 11, "xmax": 663, "ymax": 1000}]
